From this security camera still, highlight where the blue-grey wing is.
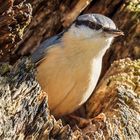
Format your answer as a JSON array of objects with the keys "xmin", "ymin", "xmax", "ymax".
[{"xmin": 31, "ymin": 31, "xmax": 64, "ymax": 63}]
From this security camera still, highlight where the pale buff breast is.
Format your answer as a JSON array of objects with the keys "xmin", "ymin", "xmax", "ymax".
[{"xmin": 36, "ymin": 45, "xmax": 102, "ymax": 116}]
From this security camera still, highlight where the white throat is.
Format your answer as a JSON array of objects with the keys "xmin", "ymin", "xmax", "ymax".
[{"xmin": 62, "ymin": 25, "xmax": 114, "ymax": 60}]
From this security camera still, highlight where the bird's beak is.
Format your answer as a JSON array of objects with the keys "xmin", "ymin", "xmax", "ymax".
[{"xmin": 104, "ymin": 28, "xmax": 124, "ymax": 37}]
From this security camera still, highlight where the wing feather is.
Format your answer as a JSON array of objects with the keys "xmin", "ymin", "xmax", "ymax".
[{"xmin": 31, "ymin": 31, "xmax": 65, "ymax": 63}]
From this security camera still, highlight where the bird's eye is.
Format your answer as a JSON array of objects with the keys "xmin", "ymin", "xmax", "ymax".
[
  {"xmin": 88, "ymin": 21, "xmax": 94, "ymax": 29},
  {"xmin": 95, "ymin": 24, "xmax": 102, "ymax": 30}
]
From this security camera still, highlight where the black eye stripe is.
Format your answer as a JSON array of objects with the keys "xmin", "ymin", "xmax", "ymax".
[
  {"xmin": 75, "ymin": 20, "xmax": 102, "ymax": 30},
  {"xmin": 75, "ymin": 20, "xmax": 115, "ymax": 32}
]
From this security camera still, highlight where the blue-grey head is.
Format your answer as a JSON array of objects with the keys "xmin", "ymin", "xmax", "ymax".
[{"xmin": 66, "ymin": 13, "xmax": 123, "ymax": 40}]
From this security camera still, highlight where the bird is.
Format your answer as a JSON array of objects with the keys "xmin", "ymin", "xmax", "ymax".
[{"xmin": 31, "ymin": 13, "xmax": 123, "ymax": 117}]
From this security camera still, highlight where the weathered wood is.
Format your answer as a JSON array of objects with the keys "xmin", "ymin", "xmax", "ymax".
[
  {"xmin": 14, "ymin": 0, "xmax": 70, "ymax": 55},
  {"xmin": 0, "ymin": 0, "xmax": 32, "ymax": 61},
  {"xmin": 0, "ymin": 58, "xmax": 75, "ymax": 139},
  {"xmin": 0, "ymin": 58, "xmax": 49, "ymax": 139},
  {"xmin": 86, "ymin": 58, "xmax": 140, "ymax": 139},
  {"xmin": 101, "ymin": 0, "xmax": 140, "ymax": 77}
]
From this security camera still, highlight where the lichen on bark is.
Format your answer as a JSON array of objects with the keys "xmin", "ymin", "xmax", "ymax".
[{"xmin": 86, "ymin": 58, "xmax": 140, "ymax": 139}]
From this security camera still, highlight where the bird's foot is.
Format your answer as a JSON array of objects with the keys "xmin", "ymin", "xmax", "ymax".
[
  {"xmin": 67, "ymin": 113, "xmax": 106, "ymax": 128},
  {"xmin": 68, "ymin": 115, "xmax": 92, "ymax": 128}
]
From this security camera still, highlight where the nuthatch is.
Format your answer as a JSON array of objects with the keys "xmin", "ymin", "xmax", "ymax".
[{"xmin": 31, "ymin": 14, "xmax": 123, "ymax": 117}]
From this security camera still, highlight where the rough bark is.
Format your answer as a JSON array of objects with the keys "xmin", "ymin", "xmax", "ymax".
[
  {"xmin": 100, "ymin": 0, "xmax": 140, "ymax": 77},
  {"xmin": 0, "ymin": 58, "xmax": 81, "ymax": 140},
  {"xmin": 86, "ymin": 58, "xmax": 140, "ymax": 139},
  {"xmin": 0, "ymin": 0, "xmax": 32, "ymax": 62},
  {"xmin": 0, "ymin": 58, "xmax": 49, "ymax": 139}
]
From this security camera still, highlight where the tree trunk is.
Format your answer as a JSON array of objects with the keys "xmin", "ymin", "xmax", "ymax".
[
  {"xmin": 86, "ymin": 58, "xmax": 140, "ymax": 139},
  {"xmin": 0, "ymin": 0, "xmax": 140, "ymax": 139}
]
